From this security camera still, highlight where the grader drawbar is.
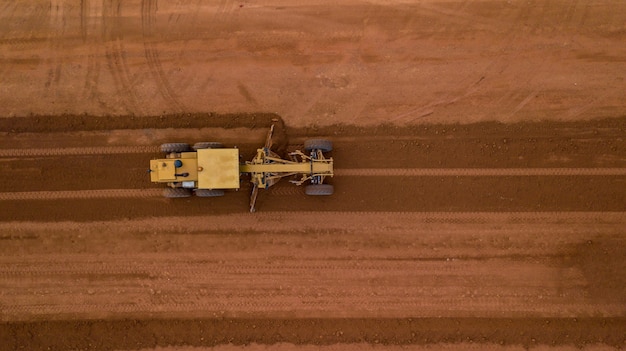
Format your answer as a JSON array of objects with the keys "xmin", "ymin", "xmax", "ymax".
[{"xmin": 149, "ymin": 125, "xmax": 334, "ymax": 212}]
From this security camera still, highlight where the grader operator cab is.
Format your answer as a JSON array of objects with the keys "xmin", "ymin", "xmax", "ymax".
[{"xmin": 149, "ymin": 125, "xmax": 334, "ymax": 212}]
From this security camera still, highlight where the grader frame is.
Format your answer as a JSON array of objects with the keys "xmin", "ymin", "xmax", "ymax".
[
  {"xmin": 241, "ymin": 125, "xmax": 333, "ymax": 211},
  {"xmin": 149, "ymin": 125, "xmax": 334, "ymax": 212}
]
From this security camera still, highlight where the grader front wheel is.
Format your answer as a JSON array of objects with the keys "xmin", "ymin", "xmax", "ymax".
[
  {"xmin": 305, "ymin": 184, "xmax": 334, "ymax": 196},
  {"xmin": 161, "ymin": 143, "xmax": 190, "ymax": 153},
  {"xmin": 304, "ymin": 139, "xmax": 332, "ymax": 153},
  {"xmin": 195, "ymin": 189, "xmax": 225, "ymax": 197}
]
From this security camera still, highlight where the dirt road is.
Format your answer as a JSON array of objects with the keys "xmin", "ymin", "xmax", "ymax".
[
  {"xmin": 0, "ymin": 0, "xmax": 625, "ymax": 350},
  {"xmin": 1, "ymin": 115, "xmax": 625, "ymax": 350}
]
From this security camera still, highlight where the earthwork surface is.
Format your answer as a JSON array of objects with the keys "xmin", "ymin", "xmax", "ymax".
[{"xmin": 0, "ymin": 1, "xmax": 625, "ymax": 350}]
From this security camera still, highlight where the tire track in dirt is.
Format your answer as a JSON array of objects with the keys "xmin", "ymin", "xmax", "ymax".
[
  {"xmin": 556, "ymin": 0, "xmax": 612, "ymax": 121},
  {"xmin": 169, "ymin": 0, "xmax": 204, "ymax": 94},
  {"xmin": 415, "ymin": 1, "xmax": 507, "ymax": 34},
  {"xmin": 2, "ymin": 251, "xmax": 624, "ymax": 319},
  {"xmin": 213, "ymin": 0, "xmax": 237, "ymax": 24},
  {"xmin": 80, "ymin": 0, "xmax": 105, "ymax": 108},
  {"xmin": 498, "ymin": 0, "xmax": 589, "ymax": 121},
  {"xmin": 0, "ymin": 2, "xmax": 18, "ymax": 81},
  {"xmin": 267, "ymin": 184, "xmax": 306, "ymax": 197},
  {"xmin": 102, "ymin": 0, "xmax": 139, "ymax": 113},
  {"xmin": 431, "ymin": 0, "xmax": 471, "ymax": 38},
  {"xmin": 484, "ymin": 0, "xmax": 543, "ymax": 121},
  {"xmin": 0, "ymin": 189, "xmax": 161, "ymax": 201},
  {"xmin": 1, "ymin": 166, "xmax": 624, "ymax": 200},
  {"xmin": 0, "ymin": 146, "xmax": 158, "ymax": 157},
  {"xmin": 562, "ymin": 0, "xmax": 579, "ymax": 31},
  {"xmin": 141, "ymin": 0, "xmax": 184, "ymax": 112},
  {"xmin": 486, "ymin": 0, "xmax": 536, "ymax": 117},
  {"xmin": 0, "ymin": 3, "xmax": 50, "ymax": 84},
  {"xmin": 1, "ymin": 211, "xmax": 624, "ymax": 226},
  {"xmin": 0, "ymin": 251, "xmax": 609, "ymax": 277},
  {"xmin": 0, "ymin": 257, "xmax": 472, "ymax": 277},
  {"xmin": 289, "ymin": 3, "xmax": 374, "ymax": 120},
  {"xmin": 204, "ymin": 210, "xmax": 626, "ymax": 226},
  {"xmin": 79, "ymin": 0, "xmax": 87, "ymax": 42},
  {"xmin": 2, "ymin": 210, "xmax": 623, "ymax": 320},
  {"xmin": 44, "ymin": 0, "xmax": 65, "ymax": 90},
  {"xmin": 512, "ymin": 0, "xmax": 606, "ymax": 127},
  {"xmin": 340, "ymin": 3, "xmax": 385, "ymax": 122},
  {"xmin": 3, "ymin": 295, "xmax": 615, "ymax": 320},
  {"xmin": 0, "ymin": 257, "xmax": 615, "ymax": 307},
  {"xmin": 405, "ymin": 0, "xmax": 546, "ymax": 123},
  {"xmin": 173, "ymin": 0, "xmax": 243, "ymax": 105},
  {"xmin": 194, "ymin": 0, "xmax": 237, "ymax": 51},
  {"xmin": 335, "ymin": 168, "xmax": 626, "ymax": 177},
  {"xmin": 390, "ymin": 0, "xmax": 519, "ymax": 122}
]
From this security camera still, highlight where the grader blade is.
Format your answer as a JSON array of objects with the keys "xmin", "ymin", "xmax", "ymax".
[
  {"xmin": 264, "ymin": 124, "xmax": 274, "ymax": 150},
  {"xmin": 249, "ymin": 184, "xmax": 259, "ymax": 213}
]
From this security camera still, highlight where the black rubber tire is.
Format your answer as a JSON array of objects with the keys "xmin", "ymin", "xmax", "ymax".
[
  {"xmin": 304, "ymin": 139, "xmax": 332, "ymax": 153},
  {"xmin": 193, "ymin": 142, "xmax": 223, "ymax": 150},
  {"xmin": 195, "ymin": 189, "xmax": 225, "ymax": 197},
  {"xmin": 305, "ymin": 184, "xmax": 334, "ymax": 196},
  {"xmin": 163, "ymin": 188, "xmax": 192, "ymax": 198},
  {"xmin": 161, "ymin": 143, "xmax": 190, "ymax": 153}
]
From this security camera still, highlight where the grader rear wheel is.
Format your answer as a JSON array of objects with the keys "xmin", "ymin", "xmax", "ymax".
[{"xmin": 193, "ymin": 142, "xmax": 223, "ymax": 150}]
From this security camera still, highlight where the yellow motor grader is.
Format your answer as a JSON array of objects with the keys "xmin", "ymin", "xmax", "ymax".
[{"xmin": 149, "ymin": 125, "xmax": 334, "ymax": 212}]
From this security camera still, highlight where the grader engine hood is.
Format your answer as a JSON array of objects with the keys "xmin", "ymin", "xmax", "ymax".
[{"xmin": 196, "ymin": 148, "xmax": 240, "ymax": 189}]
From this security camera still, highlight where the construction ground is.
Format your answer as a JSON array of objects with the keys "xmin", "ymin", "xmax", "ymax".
[{"xmin": 0, "ymin": 1, "xmax": 625, "ymax": 350}]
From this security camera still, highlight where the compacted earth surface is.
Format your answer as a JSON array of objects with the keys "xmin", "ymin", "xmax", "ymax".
[
  {"xmin": 0, "ymin": 114, "xmax": 624, "ymax": 350},
  {"xmin": 0, "ymin": 1, "xmax": 625, "ymax": 351}
]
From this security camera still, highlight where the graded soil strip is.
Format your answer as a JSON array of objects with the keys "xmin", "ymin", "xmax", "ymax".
[
  {"xmin": 2, "ymin": 211, "xmax": 624, "ymax": 234},
  {"xmin": 2, "ymin": 168, "xmax": 624, "ymax": 201},
  {"xmin": 335, "ymin": 168, "xmax": 626, "ymax": 176},
  {"xmin": 1, "ymin": 174, "xmax": 625, "ymax": 221},
  {"xmin": 1, "ymin": 212, "xmax": 624, "ymax": 322},
  {"xmin": 1, "ymin": 246, "xmax": 624, "ymax": 320},
  {"xmin": 1, "ymin": 318, "xmax": 624, "ymax": 351}
]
